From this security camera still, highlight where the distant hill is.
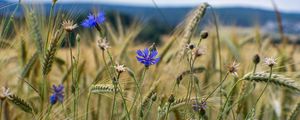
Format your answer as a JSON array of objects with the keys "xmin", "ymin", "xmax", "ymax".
[{"xmin": 1, "ymin": 1, "xmax": 300, "ymax": 34}]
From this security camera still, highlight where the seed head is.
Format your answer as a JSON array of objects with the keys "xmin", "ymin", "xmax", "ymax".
[
  {"xmin": 1, "ymin": 87, "xmax": 12, "ymax": 100},
  {"xmin": 168, "ymin": 94, "xmax": 175, "ymax": 103},
  {"xmin": 62, "ymin": 20, "xmax": 78, "ymax": 32},
  {"xmin": 151, "ymin": 93, "xmax": 157, "ymax": 101},
  {"xmin": 200, "ymin": 31, "xmax": 208, "ymax": 39},
  {"xmin": 253, "ymin": 54, "xmax": 260, "ymax": 64},
  {"xmin": 97, "ymin": 37, "xmax": 110, "ymax": 51},
  {"xmin": 114, "ymin": 64, "xmax": 126, "ymax": 73},
  {"xmin": 264, "ymin": 57, "xmax": 277, "ymax": 67},
  {"xmin": 227, "ymin": 61, "xmax": 239, "ymax": 77},
  {"xmin": 186, "ymin": 43, "xmax": 195, "ymax": 50},
  {"xmin": 194, "ymin": 46, "xmax": 206, "ymax": 57}
]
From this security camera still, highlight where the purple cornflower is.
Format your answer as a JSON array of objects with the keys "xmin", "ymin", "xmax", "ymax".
[
  {"xmin": 81, "ymin": 12, "xmax": 105, "ymax": 28},
  {"xmin": 50, "ymin": 84, "xmax": 64, "ymax": 105},
  {"xmin": 136, "ymin": 48, "xmax": 160, "ymax": 67}
]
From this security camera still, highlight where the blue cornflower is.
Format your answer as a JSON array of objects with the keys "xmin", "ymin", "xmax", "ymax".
[
  {"xmin": 81, "ymin": 12, "xmax": 105, "ymax": 28},
  {"xmin": 136, "ymin": 48, "xmax": 160, "ymax": 67},
  {"xmin": 50, "ymin": 84, "xmax": 64, "ymax": 105}
]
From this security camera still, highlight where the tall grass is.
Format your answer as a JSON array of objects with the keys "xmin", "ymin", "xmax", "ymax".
[{"xmin": 0, "ymin": 1, "xmax": 300, "ymax": 120}]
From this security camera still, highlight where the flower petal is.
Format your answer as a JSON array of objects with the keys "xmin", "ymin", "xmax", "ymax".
[
  {"xmin": 136, "ymin": 50, "xmax": 144, "ymax": 57},
  {"xmin": 149, "ymin": 50, "xmax": 158, "ymax": 58},
  {"xmin": 143, "ymin": 48, "xmax": 149, "ymax": 57},
  {"xmin": 153, "ymin": 57, "xmax": 160, "ymax": 64}
]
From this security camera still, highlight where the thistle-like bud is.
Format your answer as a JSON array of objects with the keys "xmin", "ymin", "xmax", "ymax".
[
  {"xmin": 114, "ymin": 64, "xmax": 126, "ymax": 74},
  {"xmin": 168, "ymin": 94, "xmax": 175, "ymax": 103},
  {"xmin": 149, "ymin": 43, "xmax": 157, "ymax": 52},
  {"xmin": 97, "ymin": 37, "xmax": 110, "ymax": 51},
  {"xmin": 264, "ymin": 57, "xmax": 277, "ymax": 67},
  {"xmin": 194, "ymin": 47, "xmax": 206, "ymax": 57},
  {"xmin": 62, "ymin": 20, "xmax": 78, "ymax": 32},
  {"xmin": 186, "ymin": 43, "xmax": 195, "ymax": 50},
  {"xmin": 151, "ymin": 93, "xmax": 157, "ymax": 101},
  {"xmin": 200, "ymin": 31, "xmax": 208, "ymax": 39},
  {"xmin": 252, "ymin": 54, "xmax": 260, "ymax": 64}
]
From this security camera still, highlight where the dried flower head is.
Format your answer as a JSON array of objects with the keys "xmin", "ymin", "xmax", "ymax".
[
  {"xmin": 253, "ymin": 54, "xmax": 260, "ymax": 64},
  {"xmin": 227, "ymin": 61, "xmax": 239, "ymax": 77},
  {"xmin": 1, "ymin": 87, "xmax": 12, "ymax": 100},
  {"xmin": 168, "ymin": 94, "xmax": 175, "ymax": 103},
  {"xmin": 97, "ymin": 37, "xmax": 110, "ymax": 51},
  {"xmin": 62, "ymin": 20, "xmax": 78, "ymax": 32},
  {"xmin": 264, "ymin": 57, "xmax": 277, "ymax": 67},
  {"xmin": 186, "ymin": 43, "xmax": 195, "ymax": 50},
  {"xmin": 194, "ymin": 46, "xmax": 206, "ymax": 57},
  {"xmin": 114, "ymin": 64, "xmax": 126, "ymax": 73}
]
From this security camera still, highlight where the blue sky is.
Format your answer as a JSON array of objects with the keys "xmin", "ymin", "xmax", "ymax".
[{"xmin": 7, "ymin": 0, "xmax": 300, "ymax": 13}]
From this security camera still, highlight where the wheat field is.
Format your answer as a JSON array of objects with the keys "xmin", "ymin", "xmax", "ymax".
[{"xmin": 0, "ymin": 1, "xmax": 300, "ymax": 120}]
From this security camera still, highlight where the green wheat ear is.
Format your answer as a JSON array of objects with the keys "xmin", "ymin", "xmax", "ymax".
[
  {"xmin": 8, "ymin": 95, "xmax": 33, "ymax": 113},
  {"xmin": 242, "ymin": 72, "xmax": 300, "ymax": 92},
  {"xmin": 90, "ymin": 84, "xmax": 119, "ymax": 94},
  {"xmin": 28, "ymin": 11, "xmax": 44, "ymax": 56}
]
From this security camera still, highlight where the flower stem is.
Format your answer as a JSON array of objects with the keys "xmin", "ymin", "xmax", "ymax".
[
  {"xmin": 204, "ymin": 72, "xmax": 229, "ymax": 101},
  {"xmin": 117, "ymin": 83, "xmax": 131, "ymax": 120},
  {"xmin": 255, "ymin": 66, "xmax": 273, "ymax": 106},
  {"xmin": 111, "ymin": 87, "xmax": 117, "ymax": 120},
  {"xmin": 129, "ymin": 72, "xmax": 142, "ymax": 113},
  {"xmin": 217, "ymin": 79, "xmax": 242, "ymax": 120},
  {"xmin": 45, "ymin": 105, "xmax": 53, "ymax": 120},
  {"xmin": 85, "ymin": 91, "xmax": 91, "ymax": 120}
]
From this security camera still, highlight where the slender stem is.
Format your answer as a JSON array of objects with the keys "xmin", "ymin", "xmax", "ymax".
[
  {"xmin": 111, "ymin": 87, "xmax": 117, "ymax": 120},
  {"xmin": 129, "ymin": 72, "xmax": 142, "ymax": 113},
  {"xmin": 217, "ymin": 80, "xmax": 242, "ymax": 120},
  {"xmin": 255, "ymin": 67, "xmax": 273, "ymax": 106},
  {"xmin": 139, "ymin": 68, "xmax": 147, "ymax": 103},
  {"xmin": 196, "ymin": 38, "xmax": 203, "ymax": 47},
  {"xmin": 245, "ymin": 67, "xmax": 273, "ymax": 119},
  {"xmin": 204, "ymin": 72, "xmax": 229, "ymax": 101},
  {"xmin": 164, "ymin": 103, "xmax": 172, "ymax": 120},
  {"xmin": 144, "ymin": 101, "xmax": 154, "ymax": 119},
  {"xmin": 96, "ymin": 96, "xmax": 102, "ymax": 119},
  {"xmin": 209, "ymin": 5, "xmax": 223, "ymax": 109},
  {"xmin": 45, "ymin": 105, "xmax": 53, "ymax": 120},
  {"xmin": 85, "ymin": 92, "xmax": 91, "ymax": 120},
  {"xmin": 117, "ymin": 83, "xmax": 131, "ymax": 120},
  {"xmin": 61, "ymin": 103, "xmax": 68, "ymax": 118},
  {"xmin": 0, "ymin": 101, "xmax": 2, "ymax": 120}
]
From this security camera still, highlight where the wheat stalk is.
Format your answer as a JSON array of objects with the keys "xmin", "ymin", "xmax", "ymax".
[
  {"xmin": 28, "ymin": 11, "xmax": 44, "ymax": 55},
  {"xmin": 42, "ymin": 30, "xmax": 61, "ymax": 75},
  {"xmin": 182, "ymin": 3, "xmax": 208, "ymax": 45},
  {"xmin": 8, "ymin": 95, "xmax": 33, "ymax": 114},
  {"xmin": 90, "ymin": 84, "xmax": 119, "ymax": 94},
  {"xmin": 242, "ymin": 72, "xmax": 300, "ymax": 92}
]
